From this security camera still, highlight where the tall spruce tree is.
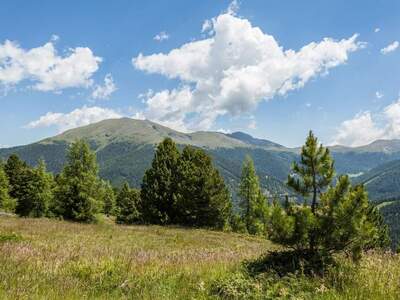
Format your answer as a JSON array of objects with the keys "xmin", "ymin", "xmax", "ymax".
[
  {"xmin": 54, "ymin": 140, "xmax": 101, "ymax": 222},
  {"xmin": 238, "ymin": 155, "xmax": 268, "ymax": 235},
  {"xmin": 115, "ymin": 182, "xmax": 141, "ymax": 224},
  {"xmin": 141, "ymin": 138, "xmax": 179, "ymax": 224},
  {"xmin": 0, "ymin": 164, "xmax": 15, "ymax": 212},
  {"xmin": 175, "ymin": 146, "xmax": 232, "ymax": 228}
]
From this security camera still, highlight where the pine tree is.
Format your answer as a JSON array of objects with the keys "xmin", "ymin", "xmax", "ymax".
[
  {"xmin": 0, "ymin": 164, "xmax": 15, "ymax": 212},
  {"xmin": 115, "ymin": 182, "xmax": 141, "ymax": 224},
  {"xmin": 141, "ymin": 138, "xmax": 180, "ymax": 224},
  {"xmin": 175, "ymin": 146, "xmax": 232, "ymax": 229},
  {"xmin": 268, "ymin": 131, "xmax": 385, "ymax": 261},
  {"xmin": 238, "ymin": 155, "xmax": 268, "ymax": 235},
  {"xmin": 54, "ymin": 140, "xmax": 101, "ymax": 222},
  {"xmin": 319, "ymin": 175, "xmax": 385, "ymax": 260},
  {"xmin": 287, "ymin": 130, "xmax": 334, "ymax": 250}
]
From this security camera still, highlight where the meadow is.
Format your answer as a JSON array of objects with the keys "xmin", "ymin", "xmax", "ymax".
[{"xmin": 0, "ymin": 215, "xmax": 399, "ymax": 299}]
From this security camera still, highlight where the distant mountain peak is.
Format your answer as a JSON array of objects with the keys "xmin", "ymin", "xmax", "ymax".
[{"xmin": 227, "ymin": 131, "xmax": 285, "ymax": 149}]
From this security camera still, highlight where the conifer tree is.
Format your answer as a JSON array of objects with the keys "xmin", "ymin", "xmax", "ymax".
[
  {"xmin": 141, "ymin": 138, "xmax": 179, "ymax": 224},
  {"xmin": 175, "ymin": 146, "xmax": 232, "ymax": 228},
  {"xmin": 4, "ymin": 154, "xmax": 29, "ymax": 201},
  {"xmin": 115, "ymin": 182, "xmax": 141, "ymax": 224},
  {"xmin": 15, "ymin": 159, "xmax": 54, "ymax": 217},
  {"xmin": 319, "ymin": 175, "xmax": 387, "ymax": 259},
  {"xmin": 238, "ymin": 155, "xmax": 268, "ymax": 235},
  {"xmin": 287, "ymin": 130, "xmax": 334, "ymax": 250},
  {"xmin": 0, "ymin": 164, "xmax": 15, "ymax": 212},
  {"xmin": 268, "ymin": 131, "xmax": 384, "ymax": 261},
  {"xmin": 287, "ymin": 131, "xmax": 334, "ymax": 213},
  {"xmin": 100, "ymin": 180, "xmax": 116, "ymax": 216},
  {"xmin": 54, "ymin": 140, "xmax": 101, "ymax": 222}
]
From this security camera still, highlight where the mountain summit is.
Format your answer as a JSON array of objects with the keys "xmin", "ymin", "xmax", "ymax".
[{"xmin": 2, "ymin": 118, "xmax": 400, "ymax": 201}]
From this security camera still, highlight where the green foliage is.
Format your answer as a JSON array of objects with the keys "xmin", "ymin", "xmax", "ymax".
[
  {"xmin": 141, "ymin": 140, "xmax": 232, "ymax": 228},
  {"xmin": 375, "ymin": 199, "xmax": 400, "ymax": 249},
  {"xmin": 269, "ymin": 131, "xmax": 384, "ymax": 261},
  {"xmin": 238, "ymin": 155, "xmax": 269, "ymax": 235},
  {"xmin": 287, "ymin": 131, "xmax": 334, "ymax": 208},
  {"xmin": 18, "ymin": 159, "xmax": 53, "ymax": 217},
  {"xmin": 99, "ymin": 180, "xmax": 116, "ymax": 216},
  {"xmin": 0, "ymin": 164, "xmax": 15, "ymax": 212},
  {"xmin": 4, "ymin": 154, "xmax": 29, "ymax": 202},
  {"xmin": 54, "ymin": 140, "xmax": 101, "ymax": 222},
  {"xmin": 140, "ymin": 138, "xmax": 180, "ymax": 224},
  {"xmin": 174, "ymin": 145, "xmax": 232, "ymax": 229},
  {"xmin": 4, "ymin": 155, "xmax": 53, "ymax": 217},
  {"xmin": 320, "ymin": 176, "xmax": 389, "ymax": 258},
  {"xmin": 0, "ymin": 232, "xmax": 23, "ymax": 243},
  {"xmin": 229, "ymin": 213, "xmax": 247, "ymax": 233},
  {"xmin": 115, "ymin": 182, "xmax": 141, "ymax": 224}
]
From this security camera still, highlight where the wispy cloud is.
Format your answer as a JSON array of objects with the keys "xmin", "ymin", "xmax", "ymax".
[
  {"xmin": 91, "ymin": 74, "xmax": 117, "ymax": 100},
  {"xmin": 153, "ymin": 31, "xmax": 169, "ymax": 42},
  {"xmin": 381, "ymin": 41, "xmax": 399, "ymax": 54}
]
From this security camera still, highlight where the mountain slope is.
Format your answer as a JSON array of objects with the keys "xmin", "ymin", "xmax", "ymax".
[
  {"xmin": 2, "ymin": 118, "xmax": 400, "ymax": 202},
  {"xmin": 0, "ymin": 118, "xmax": 295, "ymax": 199},
  {"xmin": 353, "ymin": 159, "xmax": 400, "ymax": 201}
]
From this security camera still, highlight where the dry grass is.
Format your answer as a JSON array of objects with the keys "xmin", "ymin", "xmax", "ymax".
[
  {"xmin": 1, "ymin": 215, "xmax": 399, "ymax": 299},
  {"xmin": 0, "ymin": 215, "xmax": 270, "ymax": 299}
]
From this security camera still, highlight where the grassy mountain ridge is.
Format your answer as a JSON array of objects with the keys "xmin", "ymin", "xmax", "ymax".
[
  {"xmin": 0, "ymin": 118, "xmax": 296, "ymax": 199},
  {"xmin": 2, "ymin": 118, "xmax": 400, "ymax": 202}
]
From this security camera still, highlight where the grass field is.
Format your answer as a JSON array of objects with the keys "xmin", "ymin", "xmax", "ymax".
[
  {"xmin": 1, "ymin": 215, "xmax": 400, "ymax": 299},
  {"xmin": 0, "ymin": 215, "xmax": 270, "ymax": 299}
]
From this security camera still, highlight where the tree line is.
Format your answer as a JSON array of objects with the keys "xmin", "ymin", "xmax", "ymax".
[{"xmin": 0, "ymin": 132, "xmax": 391, "ymax": 260}]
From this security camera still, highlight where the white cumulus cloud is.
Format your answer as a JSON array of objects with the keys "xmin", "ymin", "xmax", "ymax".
[
  {"xmin": 0, "ymin": 38, "xmax": 102, "ymax": 91},
  {"xmin": 26, "ymin": 106, "xmax": 122, "ymax": 132},
  {"xmin": 132, "ymin": 10, "xmax": 363, "ymax": 132},
  {"xmin": 332, "ymin": 98, "xmax": 400, "ymax": 146},
  {"xmin": 153, "ymin": 31, "xmax": 169, "ymax": 42},
  {"xmin": 381, "ymin": 41, "xmax": 399, "ymax": 55},
  {"xmin": 91, "ymin": 74, "xmax": 117, "ymax": 100}
]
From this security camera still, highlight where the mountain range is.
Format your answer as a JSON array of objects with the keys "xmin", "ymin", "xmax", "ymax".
[{"xmin": 1, "ymin": 117, "xmax": 400, "ymax": 202}]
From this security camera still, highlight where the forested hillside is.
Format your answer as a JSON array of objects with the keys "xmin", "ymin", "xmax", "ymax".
[
  {"xmin": 2, "ymin": 118, "xmax": 400, "ymax": 203},
  {"xmin": 353, "ymin": 159, "xmax": 400, "ymax": 201}
]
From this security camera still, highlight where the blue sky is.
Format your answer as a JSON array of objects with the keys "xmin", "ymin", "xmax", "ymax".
[{"xmin": 1, "ymin": 0, "xmax": 399, "ymax": 148}]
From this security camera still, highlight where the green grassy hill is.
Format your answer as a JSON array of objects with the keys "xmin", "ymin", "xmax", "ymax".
[
  {"xmin": 0, "ymin": 215, "xmax": 399, "ymax": 299},
  {"xmin": 2, "ymin": 118, "xmax": 400, "ymax": 202},
  {"xmin": 0, "ymin": 118, "xmax": 296, "ymax": 199}
]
